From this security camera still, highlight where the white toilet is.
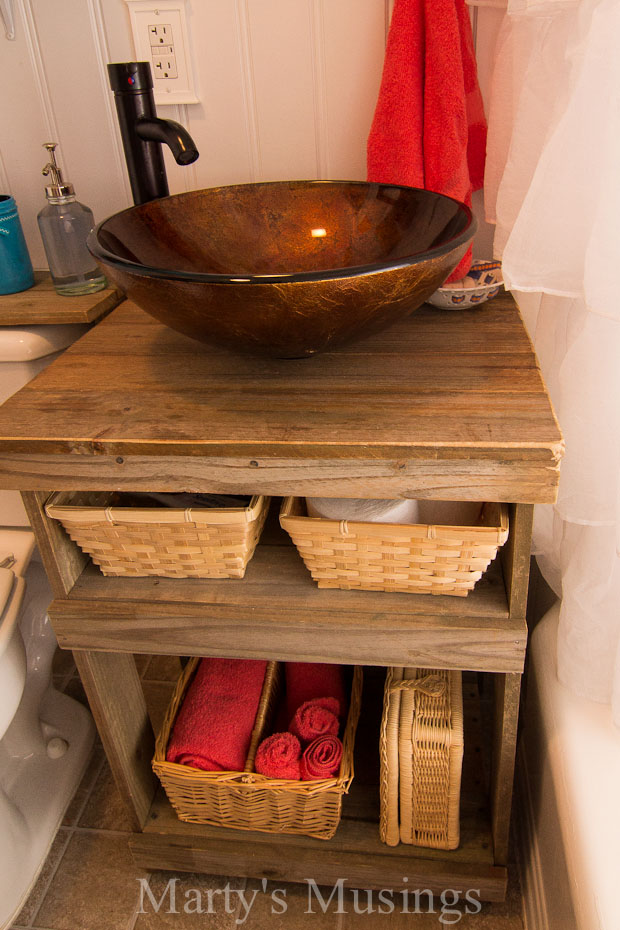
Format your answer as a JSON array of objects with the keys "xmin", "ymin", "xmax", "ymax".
[
  {"xmin": 0, "ymin": 324, "xmax": 88, "ymax": 524},
  {"xmin": 0, "ymin": 325, "xmax": 95, "ymax": 928},
  {"xmin": 0, "ymin": 531, "xmax": 94, "ymax": 928}
]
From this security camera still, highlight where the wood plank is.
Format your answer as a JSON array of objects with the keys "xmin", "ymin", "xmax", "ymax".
[
  {"xmin": 37, "ymin": 349, "xmax": 544, "ymax": 380},
  {"xmin": 50, "ymin": 605, "xmax": 527, "ymax": 673},
  {"xmin": 133, "ymin": 790, "xmax": 505, "ymax": 901},
  {"xmin": 0, "ymin": 271, "xmax": 123, "ymax": 325},
  {"xmin": 74, "ymin": 650, "xmax": 157, "ymax": 830},
  {"xmin": 0, "ymin": 391, "xmax": 563, "ymax": 447},
  {"xmin": 130, "ymin": 831, "xmax": 507, "ymax": 901},
  {"xmin": 0, "ymin": 450, "xmax": 561, "ymax": 503}
]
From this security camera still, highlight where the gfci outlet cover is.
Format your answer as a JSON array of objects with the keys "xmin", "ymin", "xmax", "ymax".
[{"xmin": 124, "ymin": 0, "xmax": 199, "ymax": 105}]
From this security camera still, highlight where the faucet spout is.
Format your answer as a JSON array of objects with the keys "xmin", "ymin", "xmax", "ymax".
[
  {"xmin": 135, "ymin": 117, "xmax": 199, "ymax": 166},
  {"xmin": 107, "ymin": 61, "xmax": 200, "ymax": 205}
]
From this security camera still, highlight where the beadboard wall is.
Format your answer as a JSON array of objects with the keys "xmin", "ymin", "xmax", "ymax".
[{"xmin": 0, "ymin": 0, "xmax": 502, "ymax": 269}]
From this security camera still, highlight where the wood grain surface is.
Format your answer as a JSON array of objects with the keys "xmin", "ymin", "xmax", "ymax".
[
  {"xmin": 74, "ymin": 650, "xmax": 157, "ymax": 830},
  {"xmin": 47, "ymin": 535, "xmax": 527, "ymax": 673},
  {"xmin": 0, "ymin": 272, "xmax": 122, "ymax": 325},
  {"xmin": 0, "ymin": 295, "xmax": 563, "ymax": 502}
]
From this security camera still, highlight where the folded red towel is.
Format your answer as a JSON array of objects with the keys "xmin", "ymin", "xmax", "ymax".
[
  {"xmin": 290, "ymin": 697, "xmax": 340, "ymax": 744},
  {"xmin": 367, "ymin": 0, "xmax": 487, "ymax": 281},
  {"xmin": 300, "ymin": 735, "xmax": 343, "ymax": 781},
  {"xmin": 254, "ymin": 731, "xmax": 302, "ymax": 780},
  {"xmin": 166, "ymin": 657, "xmax": 267, "ymax": 771},
  {"xmin": 285, "ymin": 663, "xmax": 347, "ymax": 725}
]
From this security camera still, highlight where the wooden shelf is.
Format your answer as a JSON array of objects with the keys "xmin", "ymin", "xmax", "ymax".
[
  {"xmin": 0, "ymin": 271, "xmax": 122, "ymax": 325},
  {"xmin": 48, "ymin": 533, "xmax": 526, "ymax": 674},
  {"xmin": 130, "ymin": 671, "xmax": 508, "ymax": 901}
]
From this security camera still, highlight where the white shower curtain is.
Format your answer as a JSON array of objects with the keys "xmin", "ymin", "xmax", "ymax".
[{"xmin": 484, "ymin": 0, "xmax": 620, "ymax": 722}]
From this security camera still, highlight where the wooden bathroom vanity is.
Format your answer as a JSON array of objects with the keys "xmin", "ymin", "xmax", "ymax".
[{"xmin": 0, "ymin": 294, "xmax": 562, "ymax": 902}]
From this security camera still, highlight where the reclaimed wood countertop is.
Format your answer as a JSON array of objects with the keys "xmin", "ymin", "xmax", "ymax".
[{"xmin": 0, "ymin": 293, "xmax": 563, "ymax": 502}]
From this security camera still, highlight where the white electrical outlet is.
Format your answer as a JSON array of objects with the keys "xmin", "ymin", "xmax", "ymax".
[
  {"xmin": 148, "ymin": 23, "xmax": 172, "ymax": 45},
  {"xmin": 124, "ymin": 0, "xmax": 198, "ymax": 104},
  {"xmin": 153, "ymin": 54, "xmax": 178, "ymax": 80},
  {"xmin": 150, "ymin": 27, "xmax": 178, "ymax": 80}
]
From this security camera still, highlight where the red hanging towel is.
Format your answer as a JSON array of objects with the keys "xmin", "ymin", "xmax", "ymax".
[{"xmin": 367, "ymin": 0, "xmax": 487, "ymax": 281}]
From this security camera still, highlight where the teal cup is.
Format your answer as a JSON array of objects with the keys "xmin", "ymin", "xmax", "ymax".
[{"xmin": 0, "ymin": 195, "xmax": 35, "ymax": 295}]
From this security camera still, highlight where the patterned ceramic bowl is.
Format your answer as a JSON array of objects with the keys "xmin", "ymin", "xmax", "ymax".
[{"xmin": 427, "ymin": 260, "xmax": 503, "ymax": 309}]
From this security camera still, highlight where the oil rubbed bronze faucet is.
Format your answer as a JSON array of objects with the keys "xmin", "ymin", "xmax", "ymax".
[{"xmin": 107, "ymin": 61, "xmax": 199, "ymax": 205}]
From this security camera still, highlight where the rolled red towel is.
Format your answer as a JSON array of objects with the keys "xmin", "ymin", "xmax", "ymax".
[
  {"xmin": 285, "ymin": 663, "xmax": 347, "ymax": 724},
  {"xmin": 301, "ymin": 735, "xmax": 343, "ymax": 781},
  {"xmin": 254, "ymin": 732, "xmax": 302, "ymax": 780},
  {"xmin": 290, "ymin": 697, "xmax": 340, "ymax": 743},
  {"xmin": 166, "ymin": 657, "xmax": 267, "ymax": 771}
]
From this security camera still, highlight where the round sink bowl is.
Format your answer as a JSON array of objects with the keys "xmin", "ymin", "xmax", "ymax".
[{"xmin": 89, "ymin": 180, "xmax": 475, "ymax": 358}]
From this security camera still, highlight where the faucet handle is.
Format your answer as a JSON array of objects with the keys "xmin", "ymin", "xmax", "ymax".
[{"xmin": 107, "ymin": 61, "xmax": 154, "ymax": 94}]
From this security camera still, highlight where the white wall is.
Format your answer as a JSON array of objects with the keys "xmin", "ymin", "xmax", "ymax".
[{"xmin": 0, "ymin": 0, "xmax": 500, "ymax": 269}]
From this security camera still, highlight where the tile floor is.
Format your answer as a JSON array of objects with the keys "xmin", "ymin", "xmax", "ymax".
[{"xmin": 11, "ymin": 652, "xmax": 526, "ymax": 930}]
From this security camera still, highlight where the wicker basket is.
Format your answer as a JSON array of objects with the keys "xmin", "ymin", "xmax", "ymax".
[
  {"xmin": 45, "ymin": 491, "xmax": 269, "ymax": 579},
  {"xmin": 279, "ymin": 496, "xmax": 509, "ymax": 596},
  {"xmin": 153, "ymin": 658, "xmax": 363, "ymax": 840},
  {"xmin": 379, "ymin": 667, "xmax": 464, "ymax": 850}
]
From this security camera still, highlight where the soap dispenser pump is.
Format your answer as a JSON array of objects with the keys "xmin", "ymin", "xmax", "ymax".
[{"xmin": 37, "ymin": 142, "xmax": 107, "ymax": 296}]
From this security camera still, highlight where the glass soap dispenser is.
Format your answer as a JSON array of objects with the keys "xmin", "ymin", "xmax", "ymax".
[{"xmin": 37, "ymin": 142, "xmax": 107, "ymax": 296}]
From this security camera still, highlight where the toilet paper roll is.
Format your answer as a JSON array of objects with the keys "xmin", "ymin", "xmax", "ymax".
[{"xmin": 305, "ymin": 497, "xmax": 420, "ymax": 524}]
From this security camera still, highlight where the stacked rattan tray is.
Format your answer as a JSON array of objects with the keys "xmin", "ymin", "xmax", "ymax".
[
  {"xmin": 153, "ymin": 658, "xmax": 363, "ymax": 840},
  {"xmin": 280, "ymin": 497, "xmax": 509, "ymax": 596},
  {"xmin": 45, "ymin": 491, "xmax": 269, "ymax": 579},
  {"xmin": 379, "ymin": 667, "xmax": 464, "ymax": 850}
]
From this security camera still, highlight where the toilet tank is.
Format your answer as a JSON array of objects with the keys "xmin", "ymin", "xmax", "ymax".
[{"xmin": 0, "ymin": 325, "xmax": 88, "ymax": 525}]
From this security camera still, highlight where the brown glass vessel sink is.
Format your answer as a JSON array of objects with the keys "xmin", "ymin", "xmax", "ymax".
[{"xmin": 89, "ymin": 180, "xmax": 475, "ymax": 358}]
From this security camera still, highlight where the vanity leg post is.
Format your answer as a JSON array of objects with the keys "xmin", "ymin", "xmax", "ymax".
[
  {"xmin": 490, "ymin": 671, "xmax": 521, "ymax": 865},
  {"xmin": 491, "ymin": 501, "xmax": 533, "ymax": 864},
  {"xmin": 21, "ymin": 490, "xmax": 88, "ymax": 598},
  {"xmin": 74, "ymin": 650, "xmax": 157, "ymax": 831},
  {"xmin": 502, "ymin": 503, "xmax": 534, "ymax": 619}
]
